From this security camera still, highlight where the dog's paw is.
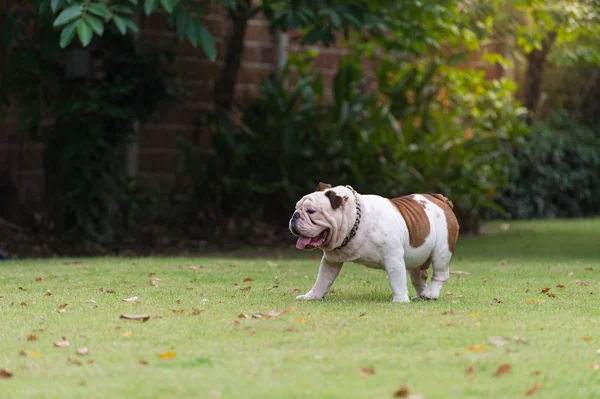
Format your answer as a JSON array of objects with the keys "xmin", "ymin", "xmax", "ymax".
[
  {"xmin": 392, "ymin": 295, "xmax": 410, "ymax": 303},
  {"xmin": 419, "ymin": 285, "xmax": 441, "ymax": 300},
  {"xmin": 296, "ymin": 293, "xmax": 322, "ymax": 301}
]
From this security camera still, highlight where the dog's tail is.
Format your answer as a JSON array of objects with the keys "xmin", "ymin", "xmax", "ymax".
[{"xmin": 432, "ymin": 193, "xmax": 453, "ymax": 209}]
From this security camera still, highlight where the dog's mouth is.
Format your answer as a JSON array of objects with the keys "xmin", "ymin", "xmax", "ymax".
[{"xmin": 296, "ymin": 229, "xmax": 330, "ymax": 250}]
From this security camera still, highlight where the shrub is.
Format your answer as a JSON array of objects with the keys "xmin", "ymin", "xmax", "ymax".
[{"xmin": 500, "ymin": 112, "xmax": 600, "ymax": 219}]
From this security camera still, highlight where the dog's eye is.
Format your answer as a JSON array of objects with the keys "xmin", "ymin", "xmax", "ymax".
[{"xmin": 307, "ymin": 209, "xmax": 316, "ymax": 215}]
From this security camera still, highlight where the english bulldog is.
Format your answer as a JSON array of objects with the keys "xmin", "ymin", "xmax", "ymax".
[{"xmin": 289, "ymin": 183, "xmax": 459, "ymax": 303}]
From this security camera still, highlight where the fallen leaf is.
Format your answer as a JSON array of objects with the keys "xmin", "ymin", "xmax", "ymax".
[
  {"xmin": 232, "ymin": 320, "xmax": 240, "ymax": 325},
  {"xmin": 359, "ymin": 367, "xmax": 375, "ymax": 376},
  {"xmin": 106, "ymin": 289, "xmax": 115, "ymax": 294},
  {"xmin": 189, "ymin": 266, "xmax": 198, "ymax": 271},
  {"xmin": 20, "ymin": 302, "xmax": 27, "ymax": 306},
  {"xmin": 465, "ymin": 366, "xmax": 475, "ymax": 379},
  {"xmin": 123, "ymin": 331, "xmax": 133, "ymax": 337},
  {"xmin": 494, "ymin": 363, "xmax": 512, "ymax": 377},
  {"xmin": 68, "ymin": 358, "xmax": 83, "ymax": 366},
  {"xmin": 514, "ymin": 336, "xmax": 529, "ymax": 344},
  {"xmin": 358, "ymin": 312, "xmax": 367, "ymax": 317},
  {"xmin": 487, "ymin": 336, "xmax": 510, "ymax": 346},
  {"xmin": 491, "ymin": 298, "xmax": 503, "ymax": 305},
  {"xmin": 252, "ymin": 313, "xmax": 265, "ymax": 319},
  {"xmin": 284, "ymin": 328, "xmax": 294, "ymax": 332},
  {"xmin": 27, "ymin": 334, "xmax": 39, "ymax": 341},
  {"xmin": 122, "ymin": 296, "xmax": 138, "ymax": 303},
  {"xmin": 393, "ymin": 386, "xmax": 409, "ymax": 398},
  {"xmin": 468, "ymin": 345, "xmax": 486, "ymax": 352},
  {"xmin": 456, "ymin": 295, "xmax": 465, "ymax": 298},
  {"xmin": 536, "ymin": 299, "xmax": 545, "ymax": 303},
  {"xmin": 588, "ymin": 363, "xmax": 599, "ymax": 370},
  {"xmin": 556, "ymin": 284, "xmax": 565, "ymax": 289},
  {"xmin": 0, "ymin": 369, "xmax": 13, "ymax": 379},
  {"xmin": 547, "ymin": 292, "xmax": 556, "ymax": 298},
  {"xmin": 171, "ymin": 308, "xmax": 185, "ymax": 315},
  {"xmin": 86, "ymin": 299, "xmax": 96, "ymax": 304},
  {"xmin": 568, "ymin": 272, "xmax": 574, "ymax": 277},
  {"xmin": 158, "ymin": 351, "xmax": 176, "ymax": 359},
  {"xmin": 451, "ymin": 270, "xmax": 470, "ymax": 275},
  {"xmin": 576, "ymin": 280, "xmax": 588, "ymax": 286},
  {"xmin": 582, "ymin": 337, "xmax": 593, "ymax": 341},
  {"xmin": 77, "ymin": 347, "xmax": 89, "ymax": 356},
  {"xmin": 596, "ymin": 348, "xmax": 600, "ymax": 356},
  {"xmin": 18, "ymin": 287, "xmax": 26, "ymax": 291},
  {"xmin": 525, "ymin": 299, "xmax": 535, "ymax": 303},
  {"xmin": 296, "ymin": 317, "xmax": 306, "ymax": 324},
  {"xmin": 44, "ymin": 289, "xmax": 52, "ymax": 297},
  {"xmin": 30, "ymin": 351, "xmax": 41, "ymax": 357},
  {"xmin": 120, "ymin": 314, "xmax": 150, "ymax": 322},
  {"xmin": 540, "ymin": 288, "xmax": 550, "ymax": 293},
  {"xmin": 469, "ymin": 313, "xmax": 480, "ymax": 317},
  {"xmin": 59, "ymin": 303, "xmax": 67, "ymax": 310},
  {"xmin": 243, "ymin": 277, "xmax": 253, "ymax": 282},
  {"xmin": 149, "ymin": 279, "xmax": 161, "ymax": 287},
  {"xmin": 241, "ymin": 286, "xmax": 252, "ymax": 291},
  {"xmin": 526, "ymin": 384, "xmax": 542, "ymax": 396},
  {"xmin": 532, "ymin": 370, "xmax": 541, "ymax": 376},
  {"xmin": 238, "ymin": 313, "xmax": 248, "ymax": 319},
  {"xmin": 19, "ymin": 350, "xmax": 27, "ymax": 357},
  {"xmin": 139, "ymin": 360, "xmax": 148, "ymax": 365},
  {"xmin": 36, "ymin": 277, "xmax": 43, "ymax": 282},
  {"xmin": 54, "ymin": 338, "xmax": 70, "ymax": 348},
  {"xmin": 191, "ymin": 308, "xmax": 202, "ymax": 316},
  {"xmin": 442, "ymin": 310, "xmax": 456, "ymax": 315},
  {"xmin": 247, "ymin": 331, "xmax": 256, "ymax": 336},
  {"xmin": 585, "ymin": 267, "xmax": 593, "ymax": 271},
  {"xmin": 291, "ymin": 288, "xmax": 301, "ymax": 295},
  {"xmin": 267, "ymin": 309, "xmax": 288, "ymax": 317}
]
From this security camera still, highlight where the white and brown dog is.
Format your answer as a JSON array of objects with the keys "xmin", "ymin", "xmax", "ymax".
[{"xmin": 289, "ymin": 183, "xmax": 459, "ymax": 303}]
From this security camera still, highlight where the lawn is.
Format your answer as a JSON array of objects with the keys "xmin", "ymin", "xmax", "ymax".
[{"xmin": 1, "ymin": 219, "xmax": 599, "ymax": 399}]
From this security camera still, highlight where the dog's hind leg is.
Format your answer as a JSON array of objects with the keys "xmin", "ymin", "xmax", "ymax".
[
  {"xmin": 419, "ymin": 250, "xmax": 451, "ymax": 300},
  {"xmin": 409, "ymin": 260, "xmax": 430, "ymax": 298}
]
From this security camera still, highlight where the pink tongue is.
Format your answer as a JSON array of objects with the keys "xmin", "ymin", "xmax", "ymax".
[{"xmin": 296, "ymin": 236, "xmax": 313, "ymax": 249}]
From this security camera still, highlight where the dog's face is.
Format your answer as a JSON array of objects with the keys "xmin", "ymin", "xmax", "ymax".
[{"xmin": 289, "ymin": 183, "xmax": 349, "ymax": 250}]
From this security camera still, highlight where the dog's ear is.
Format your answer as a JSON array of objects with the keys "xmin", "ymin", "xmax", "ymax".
[
  {"xmin": 325, "ymin": 190, "xmax": 348, "ymax": 210},
  {"xmin": 316, "ymin": 182, "xmax": 332, "ymax": 192}
]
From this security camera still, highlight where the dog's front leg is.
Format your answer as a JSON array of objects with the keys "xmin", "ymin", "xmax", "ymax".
[
  {"xmin": 296, "ymin": 257, "xmax": 343, "ymax": 300},
  {"xmin": 386, "ymin": 255, "xmax": 410, "ymax": 303}
]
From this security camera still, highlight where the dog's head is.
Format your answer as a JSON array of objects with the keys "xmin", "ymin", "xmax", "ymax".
[{"xmin": 289, "ymin": 183, "xmax": 352, "ymax": 250}]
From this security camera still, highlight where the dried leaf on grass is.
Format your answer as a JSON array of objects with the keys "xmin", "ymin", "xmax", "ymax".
[
  {"xmin": 556, "ymin": 284, "xmax": 565, "ymax": 289},
  {"xmin": 451, "ymin": 270, "xmax": 470, "ymax": 275},
  {"xmin": 291, "ymin": 288, "xmax": 301, "ymax": 295},
  {"xmin": 45, "ymin": 290, "xmax": 52, "ymax": 297},
  {"xmin": 139, "ymin": 360, "xmax": 149, "ymax": 366},
  {"xmin": 359, "ymin": 367, "xmax": 375, "ymax": 376},
  {"xmin": 0, "ymin": 369, "xmax": 13, "ymax": 379},
  {"xmin": 584, "ymin": 267, "xmax": 594, "ymax": 271},
  {"xmin": 493, "ymin": 364, "xmax": 511, "ymax": 377},
  {"xmin": 77, "ymin": 347, "xmax": 89, "ymax": 356},
  {"xmin": 158, "ymin": 351, "xmax": 175, "ymax": 359},
  {"xmin": 576, "ymin": 280, "xmax": 588, "ymax": 287},
  {"xmin": 393, "ymin": 386, "xmax": 409, "ymax": 398},
  {"xmin": 54, "ymin": 338, "xmax": 70, "ymax": 348},
  {"xmin": 582, "ymin": 337, "xmax": 593, "ymax": 342},
  {"xmin": 123, "ymin": 296, "xmax": 138, "ymax": 303},
  {"xmin": 589, "ymin": 363, "xmax": 599, "ymax": 370},
  {"xmin": 468, "ymin": 345, "xmax": 486, "ymax": 352},
  {"xmin": 20, "ymin": 302, "xmax": 27, "ymax": 306},
  {"xmin": 358, "ymin": 312, "xmax": 367, "ymax": 317},
  {"xmin": 296, "ymin": 317, "xmax": 307, "ymax": 324},
  {"xmin": 150, "ymin": 279, "xmax": 162, "ymax": 287},
  {"xmin": 465, "ymin": 366, "xmax": 475, "ymax": 379},
  {"xmin": 243, "ymin": 277, "xmax": 253, "ymax": 282},
  {"xmin": 238, "ymin": 313, "xmax": 248, "ymax": 319},
  {"xmin": 540, "ymin": 288, "xmax": 550, "ymax": 293},
  {"xmin": 240, "ymin": 286, "xmax": 252, "ymax": 291},
  {"xmin": 27, "ymin": 334, "xmax": 39, "ymax": 341},
  {"xmin": 120, "ymin": 314, "xmax": 150, "ymax": 322},
  {"xmin": 487, "ymin": 336, "xmax": 510, "ymax": 346},
  {"xmin": 123, "ymin": 331, "xmax": 133, "ymax": 337},
  {"xmin": 526, "ymin": 384, "xmax": 542, "ymax": 396}
]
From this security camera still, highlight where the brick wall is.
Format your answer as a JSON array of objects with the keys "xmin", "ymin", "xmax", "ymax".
[{"xmin": 0, "ymin": 4, "xmax": 505, "ymax": 215}]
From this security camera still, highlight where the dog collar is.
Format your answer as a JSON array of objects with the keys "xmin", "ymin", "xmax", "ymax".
[{"xmin": 334, "ymin": 185, "xmax": 361, "ymax": 250}]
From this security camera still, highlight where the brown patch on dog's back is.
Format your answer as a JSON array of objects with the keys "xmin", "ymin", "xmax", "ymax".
[
  {"xmin": 390, "ymin": 196, "xmax": 430, "ymax": 248},
  {"xmin": 423, "ymin": 194, "xmax": 459, "ymax": 253}
]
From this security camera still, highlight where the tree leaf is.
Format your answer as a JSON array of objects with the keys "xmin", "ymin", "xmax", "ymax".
[
  {"xmin": 51, "ymin": 0, "xmax": 64, "ymax": 13},
  {"xmin": 198, "ymin": 24, "xmax": 216, "ymax": 61},
  {"xmin": 144, "ymin": 0, "xmax": 159, "ymax": 15},
  {"xmin": 77, "ymin": 19, "xmax": 93, "ymax": 47},
  {"xmin": 86, "ymin": 14, "xmax": 104, "ymax": 36},
  {"xmin": 53, "ymin": 5, "xmax": 83, "ymax": 27},
  {"xmin": 159, "ymin": 0, "xmax": 178, "ymax": 13},
  {"xmin": 113, "ymin": 16, "xmax": 127, "ymax": 35},
  {"xmin": 59, "ymin": 20, "xmax": 78, "ymax": 48},
  {"xmin": 88, "ymin": 3, "xmax": 109, "ymax": 17}
]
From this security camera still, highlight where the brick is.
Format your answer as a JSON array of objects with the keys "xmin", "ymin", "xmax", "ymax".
[
  {"xmin": 243, "ymin": 46, "xmax": 260, "ymax": 63},
  {"xmin": 244, "ymin": 23, "xmax": 271, "ymax": 43},
  {"xmin": 236, "ymin": 64, "xmax": 271, "ymax": 85},
  {"xmin": 178, "ymin": 59, "xmax": 223, "ymax": 82},
  {"xmin": 259, "ymin": 45, "xmax": 274, "ymax": 64},
  {"xmin": 315, "ymin": 52, "xmax": 339, "ymax": 72}
]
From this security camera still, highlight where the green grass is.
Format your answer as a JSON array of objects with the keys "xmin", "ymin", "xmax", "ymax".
[{"xmin": 1, "ymin": 219, "xmax": 599, "ymax": 399}]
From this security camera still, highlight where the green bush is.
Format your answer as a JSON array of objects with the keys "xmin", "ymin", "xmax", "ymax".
[
  {"xmin": 500, "ymin": 112, "xmax": 600, "ymax": 219},
  {"xmin": 180, "ymin": 50, "xmax": 528, "ymax": 235}
]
